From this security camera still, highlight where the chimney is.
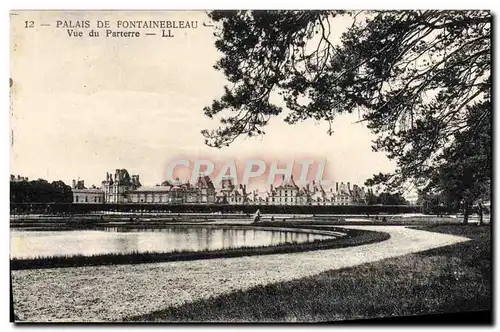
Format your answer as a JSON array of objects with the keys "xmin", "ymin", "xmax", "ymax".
[
  {"xmin": 336, "ymin": 182, "xmax": 339, "ymax": 192},
  {"xmin": 72, "ymin": 179, "xmax": 76, "ymax": 189},
  {"xmin": 10, "ymin": 174, "xmax": 14, "ymax": 181},
  {"xmin": 348, "ymin": 182, "xmax": 351, "ymax": 192}
]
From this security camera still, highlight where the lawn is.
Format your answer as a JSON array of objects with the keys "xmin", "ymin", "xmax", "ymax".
[{"xmin": 125, "ymin": 224, "xmax": 491, "ymax": 323}]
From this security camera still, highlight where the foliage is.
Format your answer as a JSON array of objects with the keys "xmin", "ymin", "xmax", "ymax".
[
  {"xmin": 10, "ymin": 179, "xmax": 73, "ymax": 204},
  {"xmin": 202, "ymin": 10, "xmax": 491, "ymax": 199},
  {"xmin": 364, "ymin": 189, "xmax": 408, "ymax": 206},
  {"xmin": 418, "ymin": 191, "xmax": 444, "ymax": 214},
  {"xmin": 420, "ymin": 101, "xmax": 491, "ymax": 219},
  {"xmin": 364, "ymin": 173, "xmax": 408, "ymax": 205}
]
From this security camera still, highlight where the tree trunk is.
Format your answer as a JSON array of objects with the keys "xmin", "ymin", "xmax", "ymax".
[
  {"xmin": 478, "ymin": 203, "xmax": 484, "ymax": 226},
  {"xmin": 463, "ymin": 205, "xmax": 469, "ymax": 224}
]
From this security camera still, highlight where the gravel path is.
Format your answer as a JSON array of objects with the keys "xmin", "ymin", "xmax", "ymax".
[{"xmin": 11, "ymin": 225, "xmax": 470, "ymax": 322}]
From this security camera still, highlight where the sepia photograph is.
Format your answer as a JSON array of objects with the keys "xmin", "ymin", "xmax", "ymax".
[{"xmin": 8, "ymin": 8, "xmax": 492, "ymax": 323}]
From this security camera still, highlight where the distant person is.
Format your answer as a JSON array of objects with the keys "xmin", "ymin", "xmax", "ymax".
[
  {"xmin": 253, "ymin": 209, "xmax": 261, "ymax": 223},
  {"xmin": 478, "ymin": 202, "xmax": 484, "ymax": 226}
]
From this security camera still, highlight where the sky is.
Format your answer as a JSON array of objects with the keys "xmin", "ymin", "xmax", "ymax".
[{"xmin": 10, "ymin": 10, "xmax": 396, "ymax": 191}]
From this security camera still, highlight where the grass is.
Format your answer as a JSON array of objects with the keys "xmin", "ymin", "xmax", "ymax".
[
  {"xmin": 257, "ymin": 218, "xmax": 474, "ymax": 227},
  {"xmin": 125, "ymin": 224, "xmax": 491, "ymax": 323},
  {"xmin": 10, "ymin": 226, "xmax": 389, "ymax": 270}
]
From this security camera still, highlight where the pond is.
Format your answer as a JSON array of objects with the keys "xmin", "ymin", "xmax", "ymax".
[{"xmin": 10, "ymin": 227, "xmax": 336, "ymax": 259}]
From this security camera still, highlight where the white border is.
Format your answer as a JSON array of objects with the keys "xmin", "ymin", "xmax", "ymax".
[{"xmin": 1, "ymin": 1, "xmax": 498, "ymax": 331}]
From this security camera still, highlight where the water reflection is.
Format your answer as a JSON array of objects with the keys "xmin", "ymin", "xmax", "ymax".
[{"xmin": 10, "ymin": 227, "xmax": 335, "ymax": 259}]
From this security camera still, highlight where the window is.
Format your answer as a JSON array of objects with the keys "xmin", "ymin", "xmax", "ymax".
[
  {"xmin": 76, "ymin": 196, "xmax": 79, "ymax": 203},
  {"xmin": 85, "ymin": 196, "xmax": 88, "ymax": 203}
]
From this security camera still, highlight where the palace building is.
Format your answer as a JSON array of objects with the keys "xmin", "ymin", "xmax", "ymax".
[
  {"xmin": 215, "ymin": 177, "xmax": 249, "ymax": 204},
  {"xmin": 101, "ymin": 169, "xmax": 141, "ymax": 203},
  {"xmin": 267, "ymin": 176, "xmax": 303, "ymax": 205},
  {"xmin": 265, "ymin": 176, "xmax": 366, "ymax": 206},
  {"xmin": 72, "ymin": 179, "xmax": 105, "ymax": 204},
  {"xmin": 127, "ymin": 176, "xmax": 215, "ymax": 204},
  {"xmin": 73, "ymin": 169, "xmax": 215, "ymax": 204},
  {"xmin": 72, "ymin": 168, "xmax": 366, "ymax": 206}
]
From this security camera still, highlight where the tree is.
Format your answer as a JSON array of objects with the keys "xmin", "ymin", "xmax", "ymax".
[
  {"xmin": 364, "ymin": 177, "xmax": 409, "ymax": 206},
  {"xmin": 10, "ymin": 179, "xmax": 73, "ymax": 204},
  {"xmin": 51, "ymin": 180, "xmax": 73, "ymax": 203},
  {"xmin": 422, "ymin": 102, "xmax": 491, "ymax": 223},
  {"xmin": 363, "ymin": 178, "xmax": 378, "ymax": 205},
  {"xmin": 377, "ymin": 192, "xmax": 408, "ymax": 206},
  {"xmin": 202, "ymin": 10, "xmax": 491, "ymax": 213},
  {"xmin": 418, "ymin": 191, "xmax": 444, "ymax": 214}
]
